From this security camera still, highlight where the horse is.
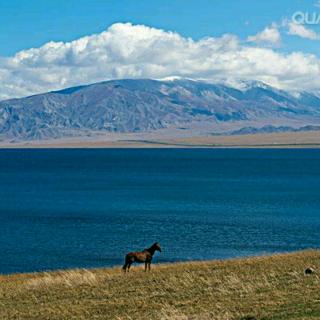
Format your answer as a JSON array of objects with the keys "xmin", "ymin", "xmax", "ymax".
[{"xmin": 122, "ymin": 242, "xmax": 162, "ymax": 272}]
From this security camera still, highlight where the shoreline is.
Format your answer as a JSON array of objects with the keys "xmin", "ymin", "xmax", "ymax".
[
  {"xmin": 1, "ymin": 130, "xmax": 320, "ymax": 149},
  {"xmin": 0, "ymin": 249, "xmax": 316, "ymax": 277}
]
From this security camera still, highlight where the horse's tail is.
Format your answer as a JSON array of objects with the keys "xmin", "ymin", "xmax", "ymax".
[{"xmin": 122, "ymin": 254, "xmax": 129, "ymax": 271}]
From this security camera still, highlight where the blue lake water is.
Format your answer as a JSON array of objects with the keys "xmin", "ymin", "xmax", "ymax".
[{"xmin": 0, "ymin": 148, "xmax": 319, "ymax": 274}]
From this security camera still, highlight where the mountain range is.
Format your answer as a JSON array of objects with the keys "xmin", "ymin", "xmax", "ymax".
[{"xmin": 0, "ymin": 78, "xmax": 319, "ymax": 142}]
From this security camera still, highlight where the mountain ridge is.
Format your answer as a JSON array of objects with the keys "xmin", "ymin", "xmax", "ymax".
[{"xmin": 0, "ymin": 78, "xmax": 319, "ymax": 142}]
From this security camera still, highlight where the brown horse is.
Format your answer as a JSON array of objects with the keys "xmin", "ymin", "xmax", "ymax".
[{"xmin": 122, "ymin": 242, "xmax": 162, "ymax": 272}]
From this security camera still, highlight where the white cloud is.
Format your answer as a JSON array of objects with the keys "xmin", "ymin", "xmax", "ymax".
[
  {"xmin": 0, "ymin": 22, "xmax": 320, "ymax": 100},
  {"xmin": 287, "ymin": 21, "xmax": 319, "ymax": 40},
  {"xmin": 247, "ymin": 25, "xmax": 281, "ymax": 45}
]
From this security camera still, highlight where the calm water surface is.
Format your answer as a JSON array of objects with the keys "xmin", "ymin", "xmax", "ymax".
[{"xmin": 0, "ymin": 149, "xmax": 319, "ymax": 274}]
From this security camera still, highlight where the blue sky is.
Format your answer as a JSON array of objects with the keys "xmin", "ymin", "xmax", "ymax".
[
  {"xmin": 1, "ymin": 0, "xmax": 319, "ymax": 56},
  {"xmin": 0, "ymin": 0, "xmax": 319, "ymax": 100}
]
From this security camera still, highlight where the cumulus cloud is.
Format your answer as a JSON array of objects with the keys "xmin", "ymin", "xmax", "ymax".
[
  {"xmin": 286, "ymin": 21, "xmax": 319, "ymax": 40},
  {"xmin": 0, "ymin": 22, "xmax": 320, "ymax": 100},
  {"xmin": 247, "ymin": 25, "xmax": 281, "ymax": 45}
]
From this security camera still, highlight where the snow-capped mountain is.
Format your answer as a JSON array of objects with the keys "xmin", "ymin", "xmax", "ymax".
[{"xmin": 0, "ymin": 78, "xmax": 319, "ymax": 141}]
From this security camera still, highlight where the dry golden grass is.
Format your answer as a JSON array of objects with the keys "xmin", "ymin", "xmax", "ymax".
[{"xmin": 0, "ymin": 250, "xmax": 319, "ymax": 320}]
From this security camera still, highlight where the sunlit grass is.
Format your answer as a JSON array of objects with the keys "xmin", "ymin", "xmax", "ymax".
[{"xmin": 0, "ymin": 250, "xmax": 319, "ymax": 319}]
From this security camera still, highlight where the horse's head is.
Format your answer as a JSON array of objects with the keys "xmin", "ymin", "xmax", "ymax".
[{"xmin": 153, "ymin": 242, "xmax": 162, "ymax": 252}]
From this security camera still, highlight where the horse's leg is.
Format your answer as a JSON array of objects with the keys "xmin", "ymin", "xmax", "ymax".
[
  {"xmin": 148, "ymin": 262, "xmax": 151, "ymax": 271},
  {"xmin": 123, "ymin": 254, "xmax": 133, "ymax": 273},
  {"xmin": 145, "ymin": 261, "xmax": 148, "ymax": 272}
]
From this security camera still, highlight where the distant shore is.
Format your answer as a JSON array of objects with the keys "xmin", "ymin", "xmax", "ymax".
[
  {"xmin": 0, "ymin": 250, "xmax": 319, "ymax": 319},
  {"xmin": 1, "ymin": 130, "xmax": 320, "ymax": 149}
]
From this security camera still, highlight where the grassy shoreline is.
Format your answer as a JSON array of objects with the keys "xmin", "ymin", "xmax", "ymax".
[{"xmin": 1, "ymin": 250, "xmax": 319, "ymax": 319}]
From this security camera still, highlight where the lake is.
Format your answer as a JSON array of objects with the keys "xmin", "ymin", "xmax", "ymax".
[{"xmin": 0, "ymin": 148, "xmax": 319, "ymax": 274}]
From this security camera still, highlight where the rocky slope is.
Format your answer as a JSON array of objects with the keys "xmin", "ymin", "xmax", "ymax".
[{"xmin": 0, "ymin": 79, "xmax": 319, "ymax": 141}]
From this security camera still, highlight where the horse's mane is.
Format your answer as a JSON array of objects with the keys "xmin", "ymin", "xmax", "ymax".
[{"xmin": 144, "ymin": 243, "xmax": 158, "ymax": 254}]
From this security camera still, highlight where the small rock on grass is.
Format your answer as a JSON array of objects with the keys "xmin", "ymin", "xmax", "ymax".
[{"xmin": 305, "ymin": 267, "xmax": 315, "ymax": 275}]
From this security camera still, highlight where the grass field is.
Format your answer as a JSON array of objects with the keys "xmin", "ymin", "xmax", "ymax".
[{"xmin": 0, "ymin": 250, "xmax": 319, "ymax": 320}]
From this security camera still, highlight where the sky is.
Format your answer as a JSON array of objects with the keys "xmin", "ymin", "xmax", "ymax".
[{"xmin": 0, "ymin": 0, "xmax": 320, "ymax": 100}]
